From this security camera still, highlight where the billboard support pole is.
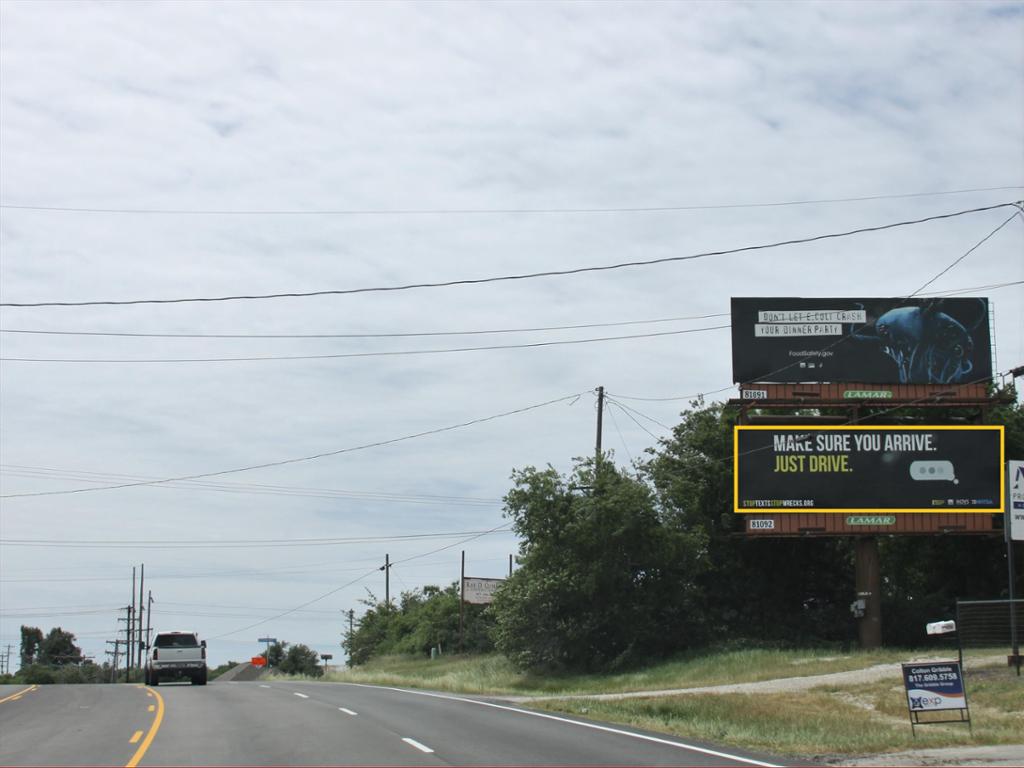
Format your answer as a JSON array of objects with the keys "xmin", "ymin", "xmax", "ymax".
[
  {"xmin": 855, "ymin": 537, "xmax": 882, "ymax": 649},
  {"xmin": 1006, "ymin": 465, "xmax": 1020, "ymax": 676},
  {"xmin": 459, "ymin": 550, "xmax": 465, "ymax": 655}
]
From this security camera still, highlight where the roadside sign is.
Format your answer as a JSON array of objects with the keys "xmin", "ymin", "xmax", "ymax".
[
  {"xmin": 462, "ymin": 577, "xmax": 504, "ymax": 605},
  {"xmin": 1009, "ymin": 461, "xmax": 1024, "ymax": 542},
  {"xmin": 901, "ymin": 661, "xmax": 971, "ymax": 733},
  {"xmin": 251, "ymin": 656, "xmax": 266, "ymax": 667},
  {"xmin": 257, "ymin": 637, "xmax": 277, "ymax": 643}
]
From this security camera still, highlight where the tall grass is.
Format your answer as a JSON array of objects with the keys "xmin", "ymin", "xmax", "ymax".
[
  {"xmin": 533, "ymin": 667, "xmax": 1023, "ymax": 757},
  {"xmin": 326, "ymin": 646, "xmax": 950, "ymax": 697}
]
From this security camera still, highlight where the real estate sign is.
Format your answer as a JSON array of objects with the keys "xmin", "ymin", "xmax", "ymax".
[{"xmin": 1009, "ymin": 460, "xmax": 1024, "ymax": 542}]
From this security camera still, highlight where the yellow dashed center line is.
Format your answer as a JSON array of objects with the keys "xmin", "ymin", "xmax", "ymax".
[
  {"xmin": 129, "ymin": 731, "xmax": 143, "ymax": 744},
  {"xmin": 148, "ymin": 705, "xmax": 155, "ymax": 712},
  {"xmin": 125, "ymin": 686, "xmax": 164, "ymax": 768},
  {"xmin": 0, "ymin": 685, "xmax": 37, "ymax": 704}
]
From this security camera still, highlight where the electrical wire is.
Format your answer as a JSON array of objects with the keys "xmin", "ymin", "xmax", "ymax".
[
  {"xmin": 606, "ymin": 399, "xmax": 674, "ymax": 436},
  {"xmin": 2, "ymin": 202, "xmax": 1018, "ymax": 308},
  {"xmin": 908, "ymin": 210, "xmax": 1020, "ymax": 297},
  {"xmin": 605, "ymin": 404, "xmax": 634, "ymax": 465},
  {"xmin": 0, "ymin": 465, "xmax": 500, "ymax": 506},
  {"xmin": 0, "ymin": 391, "xmax": 585, "ymax": 499},
  {"xmin": 0, "ymin": 528, "xmax": 516, "ymax": 549},
  {"xmin": 609, "ymin": 212, "xmax": 1021, "ymax": 403},
  {"xmin": 1, "ymin": 185, "xmax": 1019, "ymax": 215},
  {"xmin": 206, "ymin": 523, "xmax": 512, "ymax": 639},
  {"xmin": 0, "ymin": 312, "xmax": 730, "ymax": 340},
  {"xmin": 0, "ymin": 324, "xmax": 732, "ymax": 363},
  {"xmin": 2, "ymin": 278, "xmax": 1016, "ymax": 340}
]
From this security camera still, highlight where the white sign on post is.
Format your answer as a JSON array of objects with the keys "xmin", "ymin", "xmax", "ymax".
[
  {"xmin": 462, "ymin": 577, "xmax": 504, "ymax": 605},
  {"xmin": 1010, "ymin": 460, "xmax": 1024, "ymax": 542}
]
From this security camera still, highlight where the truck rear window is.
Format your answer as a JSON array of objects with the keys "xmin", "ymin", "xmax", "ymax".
[{"xmin": 154, "ymin": 634, "xmax": 199, "ymax": 648}]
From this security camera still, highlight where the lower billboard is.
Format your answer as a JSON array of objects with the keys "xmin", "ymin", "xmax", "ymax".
[{"xmin": 734, "ymin": 426, "xmax": 1003, "ymax": 513}]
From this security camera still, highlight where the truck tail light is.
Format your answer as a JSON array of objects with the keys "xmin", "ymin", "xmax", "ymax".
[
  {"xmin": 152, "ymin": 649, "xmax": 158, "ymax": 660},
  {"xmin": 201, "ymin": 645, "xmax": 206, "ymax": 660}
]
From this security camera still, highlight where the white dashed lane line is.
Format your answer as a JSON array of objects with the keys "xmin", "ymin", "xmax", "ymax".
[
  {"xmin": 339, "ymin": 707, "xmax": 358, "ymax": 716},
  {"xmin": 402, "ymin": 738, "xmax": 434, "ymax": 754},
  {"xmin": 293, "ymin": 692, "xmax": 309, "ymax": 699}
]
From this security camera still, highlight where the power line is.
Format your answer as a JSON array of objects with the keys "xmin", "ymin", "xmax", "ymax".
[
  {"xmin": 605, "ymin": 398, "xmax": 675, "ymax": 432},
  {"xmin": 608, "ymin": 403, "xmax": 662, "ymax": 443},
  {"xmin": 1, "ymin": 464, "xmax": 500, "ymax": 506},
  {"xmin": 908, "ymin": 209, "xmax": 1020, "ymax": 297},
  {"xmin": 206, "ymin": 522, "xmax": 512, "ymax": 640},
  {"xmin": 610, "ymin": 213, "xmax": 1021, "ymax": 403},
  {"xmin": 3, "ymin": 276, "xmax": 1018, "ymax": 340},
  {"xmin": 0, "ymin": 312, "xmax": 730, "ymax": 340},
  {"xmin": 1, "ymin": 186, "xmax": 1019, "ymax": 216},
  {"xmin": 0, "ymin": 324, "xmax": 731, "ymax": 364},
  {"xmin": 0, "ymin": 528, "xmax": 516, "ymax": 549},
  {"xmin": 0, "ymin": 391, "xmax": 585, "ymax": 499},
  {"xmin": 2, "ymin": 201, "xmax": 1018, "ymax": 308}
]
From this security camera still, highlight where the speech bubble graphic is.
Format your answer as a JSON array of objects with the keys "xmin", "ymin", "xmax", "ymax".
[{"xmin": 909, "ymin": 460, "xmax": 958, "ymax": 485}]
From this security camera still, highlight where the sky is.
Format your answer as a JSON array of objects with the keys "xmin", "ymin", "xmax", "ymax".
[{"xmin": 1, "ymin": 0, "xmax": 1022, "ymax": 669}]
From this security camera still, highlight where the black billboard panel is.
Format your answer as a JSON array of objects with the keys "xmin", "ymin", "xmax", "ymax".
[
  {"xmin": 733, "ymin": 426, "xmax": 1004, "ymax": 513},
  {"xmin": 731, "ymin": 297, "xmax": 992, "ymax": 384}
]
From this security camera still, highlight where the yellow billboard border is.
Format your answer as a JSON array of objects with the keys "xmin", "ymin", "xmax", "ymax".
[{"xmin": 733, "ymin": 424, "xmax": 1005, "ymax": 514}]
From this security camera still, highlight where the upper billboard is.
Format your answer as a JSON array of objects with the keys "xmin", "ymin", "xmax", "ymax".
[
  {"xmin": 734, "ymin": 425, "xmax": 1004, "ymax": 514},
  {"xmin": 731, "ymin": 297, "xmax": 992, "ymax": 385}
]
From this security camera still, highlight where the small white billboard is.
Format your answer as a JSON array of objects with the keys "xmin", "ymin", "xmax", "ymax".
[{"xmin": 462, "ymin": 577, "xmax": 504, "ymax": 605}]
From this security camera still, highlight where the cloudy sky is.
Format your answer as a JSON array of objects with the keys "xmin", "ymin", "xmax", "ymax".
[{"xmin": 1, "ymin": 1, "xmax": 1022, "ymax": 668}]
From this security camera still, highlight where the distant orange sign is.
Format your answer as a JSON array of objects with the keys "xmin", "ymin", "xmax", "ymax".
[{"xmin": 251, "ymin": 656, "xmax": 266, "ymax": 667}]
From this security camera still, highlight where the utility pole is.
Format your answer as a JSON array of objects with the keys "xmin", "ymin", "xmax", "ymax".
[
  {"xmin": 380, "ymin": 554, "xmax": 391, "ymax": 607},
  {"xmin": 509, "ymin": 554, "xmax": 513, "ymax": 578},
  {"xmin": 137, "ymin": 564, "xmax": 145, "ymax": 673},
  {"xmin": 1, "ymin": 644, "xmax": 10, "ymax": 675},
  {"xmin": 117, "ymin": 604, "xmax": 132, "ymax": 682},
  {"xmin": 106, "ymin": 639, "xmax": 121, "ymax": 683},
  {"xmin": 129, "ymin": 567, "xmax": 136, "ymax": 682},
  {"xmin": 595, "ymin": 386, "xmax": 605, "ymax": 467},
  {"xmin": 347, "ymin": 609, "xmax": 354, "ymax": 666},
  {"xmin": 145, "ymin": 591, "xmax": 153, "ymax": 664}
]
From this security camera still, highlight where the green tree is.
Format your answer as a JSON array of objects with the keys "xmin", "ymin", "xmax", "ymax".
[
  {"xmin": 38, "ymin": 627, "xmax": 83, "ymax": 667},
  {"xmin": 20, "ymin": 625, "xmax": 43, "ymax": 669},
  {"xmin": 491, "ymin": 457, "xmax": 707, "ymax": 672},
  {"xmin": 279, "ymin": 643, "xmax": 323, "ymax": 677},
  {"xmin": 643, "ymin": 401, "xmax": 854, "ymax": 647},
  {"xmin": 265, "ymin": 641, "xmax": 286, "ymax": 668}
]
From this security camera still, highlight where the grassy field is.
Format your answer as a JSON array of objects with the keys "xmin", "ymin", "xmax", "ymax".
[
  {"xmin": 319, "ymin": 649, "xmax": 1021, "ymax": 758},
  {"xmin": 323, "ymin": 646, "xmax": 984, "ymax": 697},
  {"xmin": 533, "ymin": 664, "xmax": 1023, "ymax": 759}
]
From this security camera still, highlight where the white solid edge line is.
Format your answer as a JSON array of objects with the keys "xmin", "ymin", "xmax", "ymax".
[
  {"xmin": 344, "ymin": 683, "xmax": 780, "ymax": 768},
  {"xmin": 339, "ymin": 707, "xmax": 358, "ymax": 716},
  {"xmin": 293, "ymin": 692, "xmax": 309, "ymax": 698},
  {"xmin": 402, "ymin": 737, "xmax": 435, "ymax": 754}
]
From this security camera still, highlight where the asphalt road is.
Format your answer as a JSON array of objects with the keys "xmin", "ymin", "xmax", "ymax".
[{"xmin": 0, "ymin": 680, "xmax": 788, "ymax": 766}]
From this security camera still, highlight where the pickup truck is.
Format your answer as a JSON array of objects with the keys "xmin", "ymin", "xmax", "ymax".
[{"xmin": 145, "ymin": 630, "xmax": 207, "ymax": 686}]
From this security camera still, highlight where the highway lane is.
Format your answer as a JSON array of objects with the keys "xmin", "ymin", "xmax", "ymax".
[
  {"xmin": 0, "ymin": 680, "xmax": 788, "ymax": 766},
  {"xmin": 0, "ymin": 683, "xmax": 159, "ymax": 767}
]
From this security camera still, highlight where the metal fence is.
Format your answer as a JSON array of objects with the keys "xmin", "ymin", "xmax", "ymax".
[{"xmin": 955, "ymin": 598, "xmax": 1023, "ymax": 674}]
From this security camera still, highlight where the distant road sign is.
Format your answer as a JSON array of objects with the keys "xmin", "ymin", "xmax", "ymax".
[{"xmin": 257, "ymin": 637, "xmax": 277, "ymax": 643}]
